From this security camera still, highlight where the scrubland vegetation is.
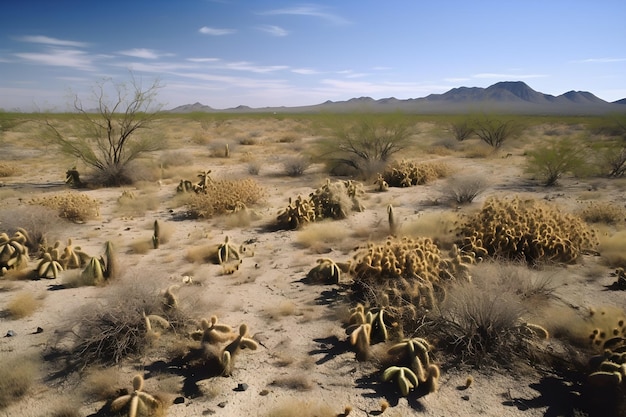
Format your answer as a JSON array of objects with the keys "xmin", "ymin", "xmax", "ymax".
[{"xmin": 1, "ymin": 104, "xmax": 626, "ymax": 417}]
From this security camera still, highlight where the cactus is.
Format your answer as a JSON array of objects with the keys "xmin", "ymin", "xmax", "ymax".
[
  {"xmin": 306, "ymin": 258, "xmax": 341, "ymax": 284},
  {"xmin": 381, "ymin": 366, "xmax": 420, "ymax": 396},
  {"xmin": 81, "ymin": 257, "xmax": 104, "ymax": 285},
  {"xmin": 217, "ymin": 236, "xmax": 240, "ymax": 265},
  {"xmin": 162, "ymin": 285, "xmax": 179, "ymax": 310},
  {"xmin": 374, "ymin": 173, "xmax": 389, "ymax": 192},
  {"xmin": 222, "ymin": 323, "xmax": 258, "ymax": 376},
  {"xmin": 110, "ymin": 374, "xmax": 162, "ymax": 417},
  {"xmin": 152, "ymin": 220, "xmax": 160, "ymax": 249},
  {"xmin": 348, "ymin": 323, "xmax": 372, "ymax": 361},
  {"xmin": 177, "ymin": 179, "xmax": 194, "ymax": 193},
  {"xmin": 0, "ymin": 230, "xmax": 30, "ymax": 274},
  {"xmin": 200, "ymin": 315, "xmax": 235, "ymax": 344},
  {"xmin": 387, "ymin": 204, "xmax": 397, "ymax": 236},
  {"xmin": 276, "ymin": 196, "xmax": 316, "ymax": 230},
  {"xmin": 143, "ymin": 311, "xmax": 170, "ymax": 339},
  {"xmin": 37, "ymin": 253, "xmax": 63, "ymax": 279}
]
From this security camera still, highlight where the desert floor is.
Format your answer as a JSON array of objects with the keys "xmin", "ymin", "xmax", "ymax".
[{"xmin": 1, "ymin": 115, "xmax": 625, "ymax": 417}]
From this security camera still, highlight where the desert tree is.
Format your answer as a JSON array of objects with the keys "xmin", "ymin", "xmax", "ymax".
[
  {"xmin": 448, "ymin": 118, "xmax": 475, "ymax": 142},
  {"xmin": 525, "ymin": 137, "xmax": 587, "ymax": 186},
  {"xmin": 473, "ymin": 114, "xmax": 523, "ymax": 149},
  {"xmin": 42, "ymin": 74, "xmax": 165, "ymax": 186},
  {"xmin": 315, "ymin": 113, "xmax": 414, "ymax": 178}
]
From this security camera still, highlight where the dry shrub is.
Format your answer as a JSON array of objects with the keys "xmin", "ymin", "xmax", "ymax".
[
  {"xmin": 0, "ymin": 355, "xmax": 38, "ymax": 409},
  {"xmin": 381, "ymin": 160, "xmax": 451, "ymax": 187},
  {"xmin": 264, "ymin": 300, "xmax": 297, "ymax": 320},
  {"xmin": 29, "ymin": 192, "xmax": 100, "ymax": 223},
  {"xmin": 295, "ymin": 221, "xmax": 351, "ymax": 250},
  {"xmin": 115, "ymin": 189, "xmax": 159, "ymax": 217},
  {"xmin": 462, "ymin": 144, "xmax": 494, "ymax": 158},
  {"xmin": 158, "ymin": 150, "xmax": 190, "ymax": 168},
  {"xmin": 577, "ymin": 201, "xmax": 626, "ymax": 225},
  {"xmin": 0, "ymin": 205, "xmax": 60, "ymax": 253},
  {"xmin": 598, "ymin": 230, "xmax": 626, "ymax": 267},
  {"xmin": 184, "ymin": 179, "xmax": 264, "ymax": 218},
  {"xmin": 48, "ymin": 403, "xmax": 82, "ymax": 417},
  {"xmin": 266, "ymin": 399, "xmax": 336, "ymax": 417},
  {"xmin": 445, "ymin": 174, "xmax": 490, "ymax": 204},
  {"xmin": 6, "ymin": 291, "xmax": 42, "ymax": 319},
  {"xmin": 0, "ymin": 162, "xmax": 18, "ymax": 177},
  {"xmin": 434, "ymin": 262, "xmax": 550, "ymax": 367},
  {"xmin": 277, "ymin": 134, "xmax": 298, "ymax": 143},
  {"xmin": 80, "ymin": 368, "xmax": 120, "ymax": 401},
  {"xmin": 52, "ymin": 281, "xmax": 191, "ymax": 369},
  {"xmin": 401, "ymin": 211, "xmax": 460, "ymax": 249},
  {"xmin": 283, "ymin": 156, "xmax": 311, "ymax": 177}
]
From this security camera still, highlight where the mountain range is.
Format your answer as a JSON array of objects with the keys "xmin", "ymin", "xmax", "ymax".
[{"xmin": 169, "ymin": 81, "xmax": 626, "ymax": 115}]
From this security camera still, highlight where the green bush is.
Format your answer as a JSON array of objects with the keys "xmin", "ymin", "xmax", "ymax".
[{"xmin": 525, "ymin": 137, "xmax": 587, "ymax": 185}]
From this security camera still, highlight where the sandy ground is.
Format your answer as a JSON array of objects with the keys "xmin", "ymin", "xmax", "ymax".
[{"xmin": 1, "ymin": 118, "xmax": 625, "ymax": 417}]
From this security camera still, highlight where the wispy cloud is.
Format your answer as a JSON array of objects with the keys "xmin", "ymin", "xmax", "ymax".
[
  {"xmin": 257, "ymin": 25, "xmax": 288, "ymax": 37},
  {"xmin": 187, "ymin": 57, "xmax": 221, "ymax": 63},
  {"xmin": 16, "ymin": 35, "xmax": 88, "ymax": 48},
  {"xmin": 15, "ymin": 48, "xmax": 95, "ymax": 71},
  {"xmin": 259, "ymin": 5, "xmax": 350, "ymax": 25},
  {"xmin": 225, "ymin": 61, "xmax": 289, "ymax": 73},
  {"xmin": 292, "ymin": 68, "xmax": 320, "ymax": 75},
  {"xmin": 473, "ymin": 73, "xmax": 548, "ymax": 79},
  {"xmin": 199, "ymin": 26, "xmax": 236, "ymax": 35},
  {"xmin": 444, "ymin": 77, "xmax": 471, "ymax": 83},
  {"xmin": 118, "ymin": 48, "xmax": 172, "ymax": 59},
  {"xmin": 573, "ymin": 58, "xmax": 626, "ymax": 63}
]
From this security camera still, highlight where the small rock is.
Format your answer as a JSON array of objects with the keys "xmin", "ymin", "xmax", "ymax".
[
  {"xmin": 259, "ymin": 389, "xmax": 270, "ymax": 396},
  {"xmin": 217, "ymin": 402, "xmax": 227, "ymax": 408},
  {"xmin": 461, "ymin": 395, "xmax": 470, "ymax": 401},
  {"xmin": 173, "ymin": 396, "xmax": 185, "ymax": 404},
  {"xmin": 235, "ymin": 383, "xmax": 248, "ymax": 392},
  {"xmin": 202, "ymin": 409, "xmax": 215, "ymax": 415},
  {"xmin": 5, "ymin": 330, "xmax": 15, "ymax": 337},
  {"xmin": 35, "ymin": 327, "xmax": 44, "ymax": 334}
]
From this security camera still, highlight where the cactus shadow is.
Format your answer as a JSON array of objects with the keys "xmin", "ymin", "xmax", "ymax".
[
  {"xmin": 501, "ymin": 372, "xmax": 586, "ymax": 417},
  {"xmin": 356, "ymin": 372, "xmax": 427, "ymax": 411},
  {"xmin": 309, "ymin": 335, "xmax": 351, "ymax": 364}
]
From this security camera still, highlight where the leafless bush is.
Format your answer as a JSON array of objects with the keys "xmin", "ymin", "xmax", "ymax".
[
  {"xmin": 283, "ymin": 156, "xmax": 311, "ymax": 177},
  {"xmin": 445, "ymin": 174, "xmax": 489, "ymax": 204}
]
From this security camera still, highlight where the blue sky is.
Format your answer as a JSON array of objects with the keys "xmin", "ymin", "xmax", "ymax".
[{"xmin": 1, "ymin": 0, "xmax": 625, "ymax": 111}]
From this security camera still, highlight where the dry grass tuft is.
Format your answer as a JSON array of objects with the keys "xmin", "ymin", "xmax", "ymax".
[
  {"xmin": 598, "ymin": 230, "xmax": 626, "ymax": 267},
  {"xmin": 184, "ymin": 179, "xmax": 265, "ymax": 219},
  {"xmin": 29, "ymin": 192, "xmax": 100, "ymax": 223},
  {"xmin": 6, "ymin": 291, "xmax": 42, "ymax": 319},
  {"xmin": 270, "ymin": 374, "xmax": 314, "ymax": 391},
  {"xmin": 0, "ymin": 355, "xmax": 39, "ymax": 409},
  {"xmin": 577, "ymin": 201, "xmax": 626, "ymax": 225},
  {"xmin": 115, "ymin": 189, "xmax": 160, "ymax": 217},
  {"xmin": 80, "ymin": 368, "xmax": 120, "ymax": 401},
  {"xmin": 295, "ymin": 221, "xmax": 351, "ymax": 251}
]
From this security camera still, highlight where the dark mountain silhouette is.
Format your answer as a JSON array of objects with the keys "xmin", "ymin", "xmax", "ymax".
[{"xmin": 168, "ymin": 81, "xmax": 626, "ymax": 115}]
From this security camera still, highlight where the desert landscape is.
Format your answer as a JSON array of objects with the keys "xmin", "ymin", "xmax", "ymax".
[{"xmin": 1, "ymin": 103, "xmax": 626, "ymax": 417}]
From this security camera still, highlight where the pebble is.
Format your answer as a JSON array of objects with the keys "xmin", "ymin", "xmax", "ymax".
[
  {"xmin": 5, "ymin": 330, "xmax": 15, "ymax": 337},
  {"xmin": 235, "ymin": 383, "xmax": 248, "ymax": 392}
]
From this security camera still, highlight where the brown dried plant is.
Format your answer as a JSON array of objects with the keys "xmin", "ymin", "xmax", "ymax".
[{"xmin": 29, "ymin": 192, "xmax": 100, "ymax": 222}]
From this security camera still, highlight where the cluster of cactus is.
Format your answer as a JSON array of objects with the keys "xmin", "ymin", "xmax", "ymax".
[
  {"xmin": 374, "ymin": 173, "xmax": 389, "ymax": 191},
  {"xmin": 276, "ymin": 196, "xmax": 316, "ymax": 230},
  {"xmin": 587, "ymin": 312, "xmax": 626, "ymax": 349},
  {"xmin": 309, "ymin": 178, "xmax": 365, "ymax": 220},
  {"xmin": 457, "ymin": 196, "xmax": 598, "ymax": 264},
  {"xmin": 587, "ymin": 335, "xmax": 626, "ymax": 387},
  {"xmin": 80, "ymin": 241, "xmax": 116, "ymax": 285},
  {"xmin": 382, "ymin": 337, "xmax": 441, "ymax": 396},
  {"xmin": 29, "ymin": 192, "xmax": 100, "ymax": 222},
  {"xmin": 346, "ymin": 303, "xmax": 397, "ymax": 361},
  {"xmin": 0, "ymin": 229, "xmax": 30, "ymax": 275},
  {"xmin": 182, "ymin": 315, "xmax": 258, "ymax": 377},
  {"xmin": 380, "ymin": 160, "xmax": 449, "ymax": 187},
  {"xmin": 36, "ymin": 238, "xmax": 92, "ymax": 279},
  {"xmin": 276, "ymin": 179, "xmax": 365, "ymax": 230},
  {"xmin": 177, "ymin": 169, "xmax": 214, "ymax": 194},
  {"xmin": 184, "ymin": 178, "xmax": 265, "ymax": 219}
]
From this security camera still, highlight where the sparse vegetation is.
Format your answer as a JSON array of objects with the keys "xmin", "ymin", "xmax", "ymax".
[
  {"xmin": 473, "ymin": 114, "xmax": 523, "ymax": 149},
  {"xmin": 6, "ymin": 291, "xmax": 42, "ymax": 318},
  {"xmin": 29, "ymin": 192, "xmax": 100, "ymax": 222},
  {"xmin": 525, "ymin": 137, "xmax": 588, "ymax": 185},
  {"xmin": 0, "ymin": 355, "xmax": 39, "ymax": 409}
]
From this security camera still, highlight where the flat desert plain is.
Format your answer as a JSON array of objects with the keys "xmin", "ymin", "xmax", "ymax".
[{"xmin": 1, "ymin": 114, "xmax": 625, "ymax": 417}]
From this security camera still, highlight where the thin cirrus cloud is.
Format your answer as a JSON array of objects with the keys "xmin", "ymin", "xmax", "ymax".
[
  {"xmin": 16, "ymin": 35, "xmax": 88, "ymax": 48},
  {"xmin": 118, "ymin": 48, "xmax": 172, "ymax": 59},
  {"xmin": 15, "ymin": 48, "xmax": 95, "ymax": 71},
  {"xmin": 259, "ymin": 5, "xmax": 350, "ymax": 25},
  {"xmin": 257, "ymin": 25, "xmax": 288, "ymax": 37},
  {"xmin": 198, "ymin": 26, "xmax": 236, "ymax": 35},
  {"xmin": 573, "ymin": 58, "xmax": 626, "ymax": 63}
]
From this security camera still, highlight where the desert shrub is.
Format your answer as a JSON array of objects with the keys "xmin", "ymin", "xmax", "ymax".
[
  {"xmin": 445, "ymin": 174, "xmax": 489, "ymax": 204},
  {"xmin": 0, "ymin": 206, "xmax": 59, "ymax": 253},
  {"xmin": 184, "ymin": 178, "xmax": 264, "ymax": 218},
  {"xmin": 283, "ymin": 156, "xmax": 311, "ymax": 177},
  {"xmin": 525, "ymin": 137, "xmax": 588, "ymax": 186},
  {"xmin": 29, "ymin": 192, "xmax": 100, "ymax": 223},
  {"xmin": 0, "ymin": 355, "xmax": 39, "ymax": 409},
  {"xmin": 277, "ymin": 134, "xmax": 297, "ymax": 143},
  {"xmin": 158, "ymin": 150, "xmax": 190, "ymax": 168},
  {"xmin": 115, "ymin": 189, "xmax": 159, "ymax": 217},
  {"xmin": 247, "ymin": 161, "xmax": 261, "ymax": 175},
  {"xmin": 5, "ymin": 291, "xmax": 42, "ymax": 319},
  {"xmin": 578, "ymin": 201, "xmax": 626, "ymax": 225},
  {"xmin": 448, "ymin": 119, "xmax": 475, "ymax": 141},
  {"xmin": 432, "ymin": 264, "xmax": 548, "ymax": 367},
  {"xmin": 0, "ymin": 162, "xmax": 18, "ymax": 177},
  {"xmin": 381, "ymin": 160, "xmax": 451, "ymax": 187},
  {"xmin": 473, "ymin": 115, "xmax": 523, "ymax": 148},
  {"xmin": 598, "ymin": 230, "xmax": 626, "ymax": 267},
  {"xmin": 315, "ymin": 113, "xmax": 414, "ymax": 178},
  {"xmin": 457, "ymin": 196, "xmax": 598, "ymax": 264},
  {"xmin": 591, "ymin": 141, "xmax": 626, "ymax": 178},
  {"xmin": 53, "ymin": 282, "xmax": 190, "ymax": 369},
  {"xmin": 208, "ymin": 140, "xmax": 234, "ymax": 158}
]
